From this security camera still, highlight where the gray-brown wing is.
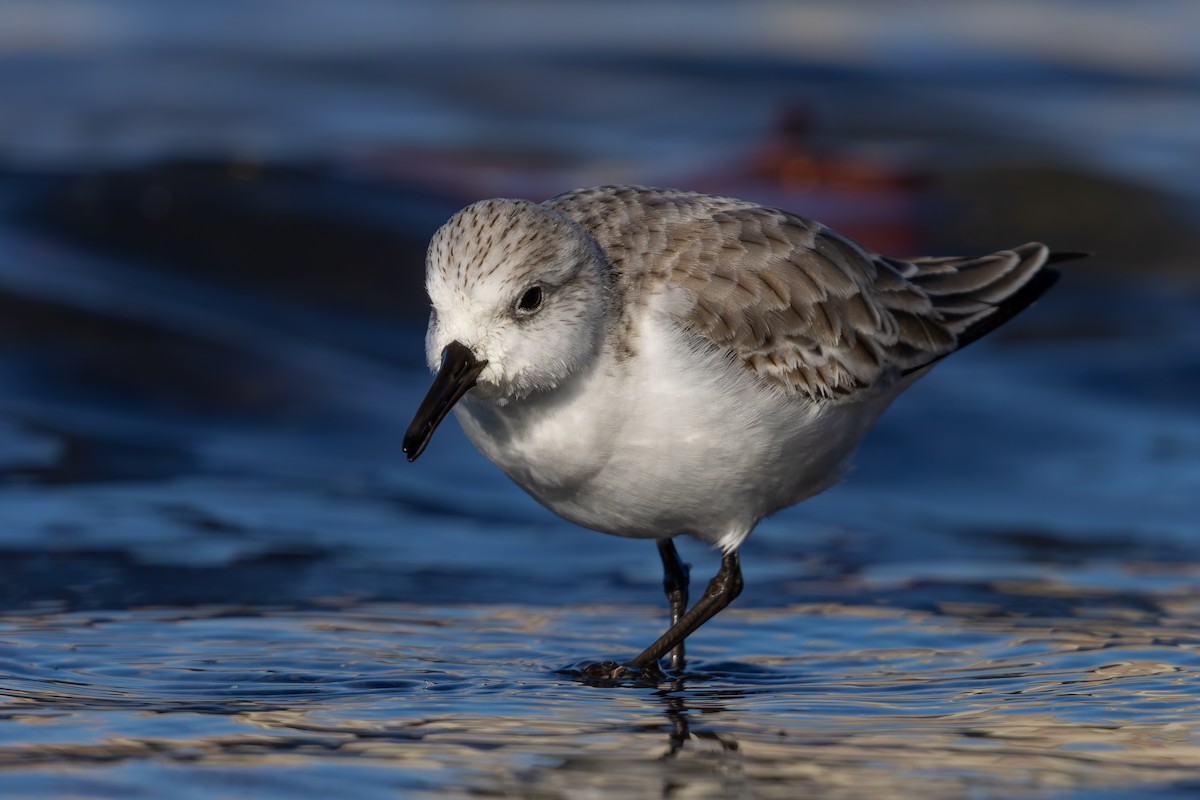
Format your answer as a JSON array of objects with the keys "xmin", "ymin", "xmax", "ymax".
[
  {"xmin": 548, "ymin": 186, "xmax": 1053, "ymax": 401},
  {"xmin": 668, "ymin": 205, "xmax": 962, "ymax": 399}
]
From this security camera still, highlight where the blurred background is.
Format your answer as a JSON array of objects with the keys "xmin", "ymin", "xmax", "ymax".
[{"xmin": 1, "ymin": 2, "xmax": 1198, "ymax": 798}]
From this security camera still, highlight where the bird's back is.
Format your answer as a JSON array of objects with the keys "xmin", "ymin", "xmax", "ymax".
[{"xmin": 546, "ymin": 185, "xmax": 1060, "ymax": 402}]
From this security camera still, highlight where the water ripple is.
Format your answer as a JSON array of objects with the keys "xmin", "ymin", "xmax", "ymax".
[{"xmin": 1, "ymin": 591, "xmax": 1199, "ymax": 797}]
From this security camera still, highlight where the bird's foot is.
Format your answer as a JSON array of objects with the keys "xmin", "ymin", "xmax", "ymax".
[{"xmin": 579, "ymin": 659, "xmax": 666, "ymax": 684}]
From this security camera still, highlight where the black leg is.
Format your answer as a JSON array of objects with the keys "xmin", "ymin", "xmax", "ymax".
[
  {"xmin": 623, "ymin": 551, "xmax": 743, "ymax": 674},
  {"xmin": 656, "ymin": 539, "xmax": 691, "ymax": 671}
]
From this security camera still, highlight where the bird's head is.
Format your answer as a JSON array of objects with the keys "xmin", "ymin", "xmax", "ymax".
[{"xmin": 404, "ymin": 198, "xmax": 612, "ymax": 460}]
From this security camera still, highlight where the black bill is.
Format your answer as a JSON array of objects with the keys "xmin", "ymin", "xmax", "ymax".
[{"xmin": 403, "ymin": 340, "xmax": 488, "ymax": 462}]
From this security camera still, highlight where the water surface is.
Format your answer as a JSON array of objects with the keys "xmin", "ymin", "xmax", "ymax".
[{"xmin": 1, "ymin": 2, "xmax": 1199, "ymax": 797}]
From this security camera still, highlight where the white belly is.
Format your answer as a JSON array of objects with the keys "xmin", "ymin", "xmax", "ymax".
[{"xmin": 454, "ymin": 317, "xmax": 897, "ymax": 551}]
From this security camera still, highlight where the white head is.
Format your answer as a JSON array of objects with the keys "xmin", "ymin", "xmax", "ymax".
[
  {"xmin": 424, "ymin": 198, "xmax": 613, "ymax": 400},
  {"xmin": 404, "ymin": 198, "xmax": 613, "ymax": 460}
]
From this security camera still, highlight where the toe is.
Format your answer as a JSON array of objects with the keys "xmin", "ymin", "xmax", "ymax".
[{"xmin": 580, "ymin": 660, "xmax": 622, "ymax": 679}]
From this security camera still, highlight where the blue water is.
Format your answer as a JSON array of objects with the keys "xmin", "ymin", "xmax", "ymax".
[{"xmin": 1, "ymin": 2, "xmax": 1199, "ymax": 797}]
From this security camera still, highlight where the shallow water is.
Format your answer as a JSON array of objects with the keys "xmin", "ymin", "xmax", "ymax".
[
  {"xmin": 2, "ymin": 2, "xmax": 1200, "ymax": 797},
  {"xmin": 4, "ymin": 593, "xmax": 1200, "ymax": 798}
]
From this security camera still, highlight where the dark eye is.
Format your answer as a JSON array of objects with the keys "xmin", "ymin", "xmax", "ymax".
[{"xmin": 515, "ymin": 285, "xmax": 543, "ymax": 314}]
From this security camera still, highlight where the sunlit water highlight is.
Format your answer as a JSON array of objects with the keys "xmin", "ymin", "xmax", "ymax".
[{"xmin": 3, "ymin": 593, "xmax": 1200, "ymax": 798}]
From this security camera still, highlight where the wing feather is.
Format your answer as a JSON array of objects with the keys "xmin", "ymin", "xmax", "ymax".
[{"xmin": 546, "ymin": 186, "xmax": 1060, "ymax": 401}]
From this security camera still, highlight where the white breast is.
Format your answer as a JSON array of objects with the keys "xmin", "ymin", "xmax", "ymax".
[{"xmin": 455, "ymin": 312, "xmax": 898, "ymax": 552}]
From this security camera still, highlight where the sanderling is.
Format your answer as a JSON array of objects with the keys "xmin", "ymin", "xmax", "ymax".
[{"xmin": 404, "ymin": 185, "xmax": 1075, "ymax": 679}]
